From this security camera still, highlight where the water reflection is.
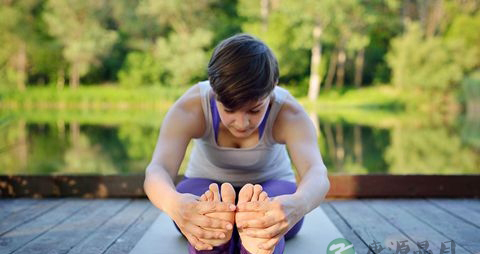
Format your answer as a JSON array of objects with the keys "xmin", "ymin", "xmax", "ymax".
[
  {"xmin": 309, "ymin": 113, "xmax": 389, "ymax": 174},
  {"xmin": 0, "ymin": 109, "xmax": 478, "ymax": 175}
]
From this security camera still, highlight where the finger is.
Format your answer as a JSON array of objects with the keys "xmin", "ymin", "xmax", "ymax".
[
  {"xmin": 245, "ymin": 222, "xmax": 283, "ymax": 238},
  {"xmin": 242, "ymin": 214, "xmax": 279, "ymax": 229},
  {"xmin": 184, "ymin": 232, "xmax": 213, "ymax": 251},
  {"xmin": 198, "ymin": 201, "xmax": 236, "ymax": 214},
  {"xmin": 196, "ymin": 215, "xmax": 233, "ymax": 230},
  {"xmin": 188, "ymin": 223, "xmax": 226, "ymax": 240},
  {"xmin": 236, "ymin": 201, "xmax": 268, "ymax": 212},
  {"xmin": 259, "ymin": 236, "xmax": 281, "ymax": 250},
  {"xmin": 200, "ymin": 194, "xmax": 207, "ymax": 201}
]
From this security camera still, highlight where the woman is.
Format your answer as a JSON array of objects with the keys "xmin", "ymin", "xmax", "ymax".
[{"xmin": 144, "ymin": 34, "xmax": 330, "ymax": 254}]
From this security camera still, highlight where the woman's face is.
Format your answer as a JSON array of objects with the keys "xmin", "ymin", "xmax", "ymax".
[{"xmin": 216, "ymin": 95, "xmax": 271, "ymax": 138}]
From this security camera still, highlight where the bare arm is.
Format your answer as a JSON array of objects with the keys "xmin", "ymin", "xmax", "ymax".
[
  {"xmin": 280, "ymin": 97, "xmax": 330, "ymax": 214},
  {"xmin": 143, "ymin": 87, "xmax": 201, "ymax": 213},
  {"xmin": 143, "ymin": 86, "xmax": 234, "ymax": 250}
]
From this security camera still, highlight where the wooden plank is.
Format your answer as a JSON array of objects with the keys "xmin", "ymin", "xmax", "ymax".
[
  {"xmin": 12, "ymin": 199, "xmax": 131, "ymax": 254},
  {"xmin": 68, "ymin": 199, "xmax": 150, "ymax": 254},
  {"xmin": 364, "ymin": 199, "xmax": 471, "ymax": 254},
  {"xmin": 457, "ymin": 199, "xmax": 480, "ymax": 213},
  {"xmin": 427, "ymin": 199, "xmax": 480, "ymax": 228},
  {"xmin": 104, "ymin": 204, "xmax": 161, "ymax": 254},
  {"xmin": 0, "ymin": 199, "xmax": 65, "ymax": 236},
  {"xmin": 394, "ymin": 199, "xmax": 480, "ymax": 253},
  {"xmin": 321, "ymin": 203, "xmax": 371, "ymax": 254},
  {"xmin": 329, "ymin": 200, "xmax": 412, "ymax": 253},
  {"xmin": 0, "ymin": 199, "xmax": 41, "ymax": 220},
  {"xmin": 0, "ymin": 199, "xmax": 91, "ymax": 253}
]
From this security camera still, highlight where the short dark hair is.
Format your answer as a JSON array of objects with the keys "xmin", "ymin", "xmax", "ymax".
[{"xmin": 207, "ymin": 34, "xmax": 279, "ymax": 110}]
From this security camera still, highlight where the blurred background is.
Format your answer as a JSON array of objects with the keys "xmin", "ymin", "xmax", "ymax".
[{"xmin": 0, "ymin": 0, "xmax": 479, "ymax": 176}]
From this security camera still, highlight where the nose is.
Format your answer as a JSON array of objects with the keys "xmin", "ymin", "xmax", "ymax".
[{"xmin": 234, "ymin": 113, "xmax": 250, "ymax": 129}]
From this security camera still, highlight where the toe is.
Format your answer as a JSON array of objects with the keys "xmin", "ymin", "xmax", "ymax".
[
  {"xmin": 205, "ymin": 190, "xmax": 214, "ymax": 201},
  {"xmin": 209, "ymin": 183, "xmax": 220, "ymax": 202},
  {"xmin": 220, "ymin": 183, "xmax": 236, "ymax": 204},
  {"xmin": 252, "ymin": 184, "xmax": 263, "ymax": 201},
  {"xmin": 259, "ymin": 191, "xmax": 269, "ymax": 201},
  {"xmin": 238, "ymin": 183, "xmax": 254, "ymax": 204}
]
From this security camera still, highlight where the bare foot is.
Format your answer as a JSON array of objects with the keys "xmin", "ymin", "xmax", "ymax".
[
  {"xmin": 236, "ymin": 184, "xmax": 273, "ymax": 254},
  {"xmin": 198, "ymin": 183, "xmax": 236, "ymax": 247}
]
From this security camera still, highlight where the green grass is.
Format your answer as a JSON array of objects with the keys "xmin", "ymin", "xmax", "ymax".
[
  {"xmin": 0, "ymin": 85, "xmax": 187, "ymax": 110},
  {"xmin": 2, "ymin": 84, "xmax": 406, "ymax": 109},
  {"xmin": 299, "ymin": 85, "xmax": 407, "ymax": 110}
]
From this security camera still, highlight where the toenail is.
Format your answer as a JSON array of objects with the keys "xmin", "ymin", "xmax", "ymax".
[{"xmin": 226, "ymin": 224, "xmax": 232, "ymax": 230}]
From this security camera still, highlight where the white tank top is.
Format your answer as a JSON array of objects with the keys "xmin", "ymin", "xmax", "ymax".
[{"xmin": 185, "ymin": 80, "xmax": 296, "ymax": 187}]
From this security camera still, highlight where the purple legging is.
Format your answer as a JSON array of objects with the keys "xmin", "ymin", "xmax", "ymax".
[{"xmin": 173, "ymin": 176, "xmax": 305, "ymax": 254}]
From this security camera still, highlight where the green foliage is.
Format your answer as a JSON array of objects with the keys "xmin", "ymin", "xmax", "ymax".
[
  {"xmin": 154, "ymin": 29, "xmax": 213, "ymax": 86},
  {"xmin": 0, "ymin": 0, "xmax": 47, "ymax": 88},
  {"xmin": 118, "ymin": 52, "xmax": 164, "ymax": 87},
  {"xmin": 446, "ymin": 12, "xmax": 480, "ymax": 66},
  {"xmin": 43, "ymin": 0, "xmax": 118, "ymax": 82},
  {"xmin": 387, "ymin": 22, "xmax": 476, "ymax": 93}
]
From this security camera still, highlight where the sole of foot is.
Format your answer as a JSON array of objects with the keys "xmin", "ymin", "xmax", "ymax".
[
  {"xmin": 198, "ymin": 183, "xmax": 236, "ymax": 247},
  {"xmin": 236, "ymin": 184, "xmax": 274, "ymax": 254}
]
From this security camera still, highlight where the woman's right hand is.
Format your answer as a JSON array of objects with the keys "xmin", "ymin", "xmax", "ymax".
[{"xmin": 168, "ymin": 192, "xmax": 236, "ymax": 250}]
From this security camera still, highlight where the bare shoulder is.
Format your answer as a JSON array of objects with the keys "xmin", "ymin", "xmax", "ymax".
[
  {"xmin": 168, "ymin": 83, "xmax": 206, "ymax": 139},
  {"xmin": 272, "ymin": 93, "xmax": 312, "ymax": 144}
]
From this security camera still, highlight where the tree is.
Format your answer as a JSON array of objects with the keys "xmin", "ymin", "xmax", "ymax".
[
  {"xmin": 43, "ymin": 0, "xmax": 117, "ymax": 88},
  {"xmin": 117, "ymin": 0, "xmax": 217, "ymax": 87},
  {"xmin": 0, "ymin": 0, "xmax": 44, "ymax": 90},
  {"xmin": 387, "ymin": 22, "xmax": 476, "ymax": 95}
]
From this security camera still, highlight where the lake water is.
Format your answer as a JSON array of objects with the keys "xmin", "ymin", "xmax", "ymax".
[{"xmin": 0, "ymin": 108, "xmax": 478, "ymax": 175}]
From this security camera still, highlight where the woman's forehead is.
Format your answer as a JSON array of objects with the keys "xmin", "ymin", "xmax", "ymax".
[{"xmin": 218, "ymin": 96, "xmax": 270, "ymax": 110}]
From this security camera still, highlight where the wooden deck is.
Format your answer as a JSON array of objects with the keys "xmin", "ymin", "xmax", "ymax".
[{"xmin": 0, "ymin": 198, "xmax": 479, "ymax": 254}]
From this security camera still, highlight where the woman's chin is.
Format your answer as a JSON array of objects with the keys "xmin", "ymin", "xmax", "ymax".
[{"xmin": 230, "ymin": 128, "xmax": 253, "ymax": 137}]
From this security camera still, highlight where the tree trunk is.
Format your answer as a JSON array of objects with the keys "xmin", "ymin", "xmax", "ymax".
[
  {"xmin": 425, "ymin": 0, "xmax": 443, "ymax": 37},
  {"xmin": 16, "ymin": 43, "xmax": 27, "ymax": 91},
  {"xmin": 402, "ymin": 0, "xmax": 415, "ymax": 29},
  {"xmin": 335, "ymin": 123, "xmax": 344, "ymax": 170},
  {"xmin": 308, "ymin": 22, "xmax": 323, "ymax": 101},
  {"xmin": 57, "ymin": 69, "xmax": 65, "ymax": 90},
  {"xmin": 70, "ymin": 63, "xmax": 79, "ymax": 89},
  {"xmin": 324, "ymin": 122, "xmax": 337, "ymax": 168},
  {"xmin": 17, "ymin": 119, "xmax": 27, "ymax": 171},
  {"xmin": 70, "ymin": 122, "xmax": 80, "ymax": 147},
  {"xmin": 354, "ymin": 125, "xmax": 363, "ymax": 165},
  {"xmin": 418, "ymin": 0, "xmax": 428, "ymax": 33},
  {"xmin": 354, "ymin": 48, "xmax": 365, "ymax": 88},
  {"xmin": 335, "ymin": 47, "xmax": 346, "ymax": 89},
  {"xmin": 309, "ymin": 111, "xmax": 320, "ymax": 137},
  {"xmin": 57, "ymin": 119, "xmax": 65, "ymax": 139},
  {"xmin": 324, "ymin": 48, "xmax": 338, "ymax": 90},
  {"xmin": 261, "ymin": 0, "xmax": 269, "ymax": 33}
]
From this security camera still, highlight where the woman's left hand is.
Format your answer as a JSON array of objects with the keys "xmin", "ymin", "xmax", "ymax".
[{"xmin": 235, "ymin": 194, "xmax": 306, "ymax": 250}]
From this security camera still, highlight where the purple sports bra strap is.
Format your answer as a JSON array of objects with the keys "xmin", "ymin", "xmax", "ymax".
[{"xmin": 210, "ymin": 95, "xmax": 271, "ymax": 143}]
